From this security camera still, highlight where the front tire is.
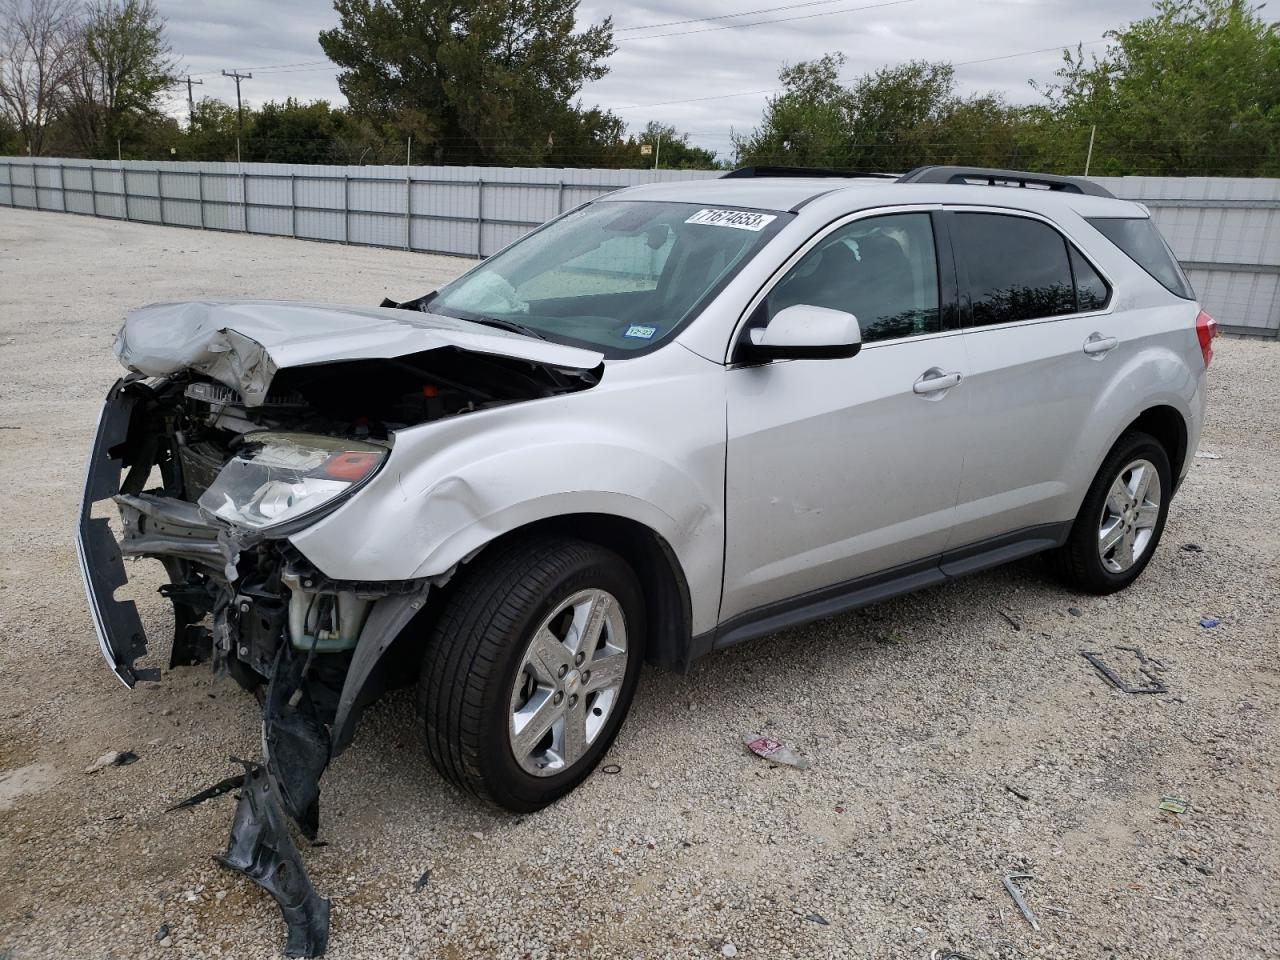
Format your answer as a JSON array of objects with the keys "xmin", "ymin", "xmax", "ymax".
[
  {"xmin": 1048, "ymin": 430, "xmax": 1172, "ymax": 594},
  {"xmin": 416, "ymin": 537, "xmax": 644, "ymax": 812}
]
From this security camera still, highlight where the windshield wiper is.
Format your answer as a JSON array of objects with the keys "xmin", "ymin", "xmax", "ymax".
[{"xmin": 465, "ymin": 316, "xmax": 549, "ymax": 341}]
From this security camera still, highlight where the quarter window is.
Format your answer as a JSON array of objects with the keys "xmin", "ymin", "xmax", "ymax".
[
  {"xmin": 1070, "ymin": 246, "xmax": 1110, "ymax": 311},
  {"xmin": 765, "ymin": 212, "xmax": 941, "ymax": 343},
  {"xmin": 953, "ymin": 213, "xmax": 1077, "ymax": 326}
]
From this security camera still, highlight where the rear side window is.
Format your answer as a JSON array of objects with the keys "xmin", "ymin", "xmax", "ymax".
[
  {"xmin": 1087, "ymin": 216, "xmax": 1194, "ymax": 299},
  {"xmin": 952, "ymin": 213, "xmax": 1077, "ymax": 326}
]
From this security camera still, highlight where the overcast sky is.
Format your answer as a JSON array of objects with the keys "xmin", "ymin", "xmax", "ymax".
[{"xmin": 161, "ymin": 0, "xmax": 1158, "ymax": 160}]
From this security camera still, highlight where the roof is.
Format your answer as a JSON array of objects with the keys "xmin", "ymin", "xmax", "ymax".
[{"xmin": 609, "ymin": 176, "xmax": 1144, "ymax": 218}]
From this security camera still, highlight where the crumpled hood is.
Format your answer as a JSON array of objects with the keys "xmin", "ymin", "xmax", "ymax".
[{"xmin": 114, "ymin": 299, "xmax": 604, "ymax": 406}]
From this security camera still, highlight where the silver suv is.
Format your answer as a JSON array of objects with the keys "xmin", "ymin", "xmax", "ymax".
[{"xmin": 79, "ymin": 165, "xmax": 1212, "ymax": 953}]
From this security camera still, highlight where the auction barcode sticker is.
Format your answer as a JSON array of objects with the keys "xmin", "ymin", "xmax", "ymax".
[{"xmin": 685, "ymin": 208, "xmax": 777, "ymax": 231}]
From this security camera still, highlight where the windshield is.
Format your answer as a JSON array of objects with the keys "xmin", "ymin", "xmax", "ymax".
[{"xmin": 426, "ymin": 200, "xmax": 790, "ymax": 355}]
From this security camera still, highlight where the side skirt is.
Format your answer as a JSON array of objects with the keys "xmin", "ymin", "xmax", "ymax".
[{"xmin": 692, "ymin": 522, "xmax": 1071, "ymax": 658}]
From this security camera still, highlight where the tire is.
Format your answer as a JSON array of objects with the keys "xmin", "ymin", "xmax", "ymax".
[
  {"xmin": 1047, "ymin": 430, "xmax": 1172, "ymax": 595},
  {"xmin": 415, "ymin": 537, "xmax": 645, "ymax": 812}
]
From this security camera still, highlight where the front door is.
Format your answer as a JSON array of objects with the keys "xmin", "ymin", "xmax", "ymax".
[{"xmin": 721, "ymin": 211, "xmax": 970, "ymax": 623}]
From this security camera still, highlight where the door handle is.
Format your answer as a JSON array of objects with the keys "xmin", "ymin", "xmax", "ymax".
[
  {"xmin": 1083, "ymin": 333, "xmax": 1119, "ymax": 356},
  {"xmin": 913, "ymin": 369, "xmax": 962, "ymax": 394}
]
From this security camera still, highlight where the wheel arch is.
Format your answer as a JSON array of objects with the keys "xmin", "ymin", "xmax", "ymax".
[{"xmin": 1126, "ymin": 404, "xmax": 1188, "ymax": 489}]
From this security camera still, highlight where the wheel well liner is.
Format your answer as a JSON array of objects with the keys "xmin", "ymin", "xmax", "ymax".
[
  {"xmin": 379, "ymin": 513, "xmax": 696, "ymax": 688},
  {"xmin": 1126, "ymin": 405, "xmax": 1188, "ymax": 487}
]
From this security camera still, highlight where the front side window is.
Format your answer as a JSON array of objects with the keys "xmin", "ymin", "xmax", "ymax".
[
  {"xmin": 764, "ymin": 212, "xmax": 941, "ymax": 343},
  {"xmin": 953, "ymin": 213, "xmax": 1077, "ymax": 326},
  {"xmin": 427, "ymin": 201, "xmax": 789, "ymax": 355}
]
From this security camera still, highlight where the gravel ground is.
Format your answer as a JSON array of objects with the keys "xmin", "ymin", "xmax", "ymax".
[{"xmin": 1, "ymin": 207, "xmax": 1278, "ymax": 960}]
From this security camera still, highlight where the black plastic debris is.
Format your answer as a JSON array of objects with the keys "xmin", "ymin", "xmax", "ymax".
[
  {"xmin": 1181, "ymin": 543, "xmax": 1204, "ymax": 553},
  {"xmin": 805, "ymin": 913, "xmax": 829, "ymax": 925},
  {"xmin": 167, "ymin": 771, "xmax": 247, "ymax": 812},
  {"xmin": 154, "ymin": 922, "xmax": 170, "ymax": 942},
  {"xmin": 414, "ymin": 869, "xmax": 432, "ymax": 891},
  {"xmin": 1080, "ymin": 645, "xmax": 1168, "ymax": 694},
  {"xmin": 216, "ymin": 760, "xmax": 330, "ymax": 958}
]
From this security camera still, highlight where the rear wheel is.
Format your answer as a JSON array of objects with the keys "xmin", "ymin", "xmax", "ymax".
[
  {"xmin": 416, "ymin": 537, "xmax": 644, "ymax": 812},
  {"xmin": 1047, "ymin": 430, "xmax": 1171, "ymax": 594}
]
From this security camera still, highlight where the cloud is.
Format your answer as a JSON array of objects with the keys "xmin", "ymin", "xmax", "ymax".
[{"xmin": 157, "ymin": 0, "xmax": 1156, "ymax": 159}]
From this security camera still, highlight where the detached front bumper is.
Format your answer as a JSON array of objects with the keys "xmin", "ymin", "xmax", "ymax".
[{"xmin": 75, "ymin": 379, "xmax": 155, "ymax": 686}]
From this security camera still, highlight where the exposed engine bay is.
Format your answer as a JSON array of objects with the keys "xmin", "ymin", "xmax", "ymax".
[{"xmin": 77, "ymin": 301, "xmax": 604, "ymax": 956}]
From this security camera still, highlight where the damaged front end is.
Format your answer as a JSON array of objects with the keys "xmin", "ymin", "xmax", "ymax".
[{"xmin": 76, "ymin": 301, "xmax": 604, "ymax": 956}]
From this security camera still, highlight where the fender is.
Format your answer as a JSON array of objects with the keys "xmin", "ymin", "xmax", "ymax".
[
  {"xmin": 289, "ymin": 346, "xmax": 728, "ymax": 636},
  {"xmin": 1059, "ymin": 316, "xmax": 1202, "ymax": 520}
]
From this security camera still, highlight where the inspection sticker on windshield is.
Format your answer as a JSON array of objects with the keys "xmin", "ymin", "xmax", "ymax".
[
  {"xmin": 624, "ymin": 324, "xmax": 657, "ymax": 339},
  {"xmin": 685, "ymin": 208, "xmax": 777, "ymax": 232}
]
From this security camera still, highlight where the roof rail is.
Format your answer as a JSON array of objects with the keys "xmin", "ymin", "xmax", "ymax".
[
  {"xmin": 897, "ymin": 165, "xmax": 1116, "ymax": 199},
  {"xmin": 723, "ymin": 165, "xmax": 899, "ymax": 180}
]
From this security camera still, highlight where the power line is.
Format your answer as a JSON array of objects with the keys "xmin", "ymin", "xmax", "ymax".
[
  {"xmin": 611, "ymin": 38, "xmax": 1111, "ymax": 111},
  {"xmin": 617, "ymin": 0, "xmax": 916, "ymax": 42},
  {"xmin": 222, "ymin": 69, "xmax": 252, "ymax": 135},
  {"xmin": 615, "ymin": 0, "xmax": 857, "ymax": 33}
]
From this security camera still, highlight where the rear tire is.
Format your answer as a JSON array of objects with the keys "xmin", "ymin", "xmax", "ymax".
[
  {"xmin": 415, "ymin": 537, "xmax": 644, "ymax": 812},
  {"xmin": 1047, "ymin": 430, "xmax": 1171, "ymax": 595}
]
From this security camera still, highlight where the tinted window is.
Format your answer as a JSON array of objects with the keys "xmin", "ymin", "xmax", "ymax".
[
  {"xmin": 1070, "ymin": 246, "xmax": 1110, "ymax": 311},
  {"xmin": 766, "ymin": 213, "xmax": 940, "ymax": 343},
  {"xmin": 1087, "ymin": 216, "xmax": 1194, "ymax": 299},
  {"xmin": 953, "ymin": 213, "xmax": 1076, "ymax": 326}
]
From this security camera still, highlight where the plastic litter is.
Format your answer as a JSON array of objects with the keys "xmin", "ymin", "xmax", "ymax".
[
  {"xmin": 1200, "ymin": 617, "xmax": 1220, "ymax": 628},
  {"xmin": 84, "ymin": 750, "xmax": 139, "ymax": 774},
  {"xmin": 414, "ymin": 869, "xmax": 431, "ymax": 891},
  {"xmin": 1002, "ymin": 873, "xmax": 1041, "ymax": 931},
  {"xmin": 1159, "ymin": 796, "xmax": 1189, "ymax": 814},
  {"xmin": 1081, "ymin": 646, "xmax": 1167, "ymax": 694},
  {"xmin": 1181, "ymin": 543, "xmax": 1204, "ymax": 553},
  {"xmin": 998, "ymin": 610, "xmax": 1022, "ymax": 631},
  {"xmin": 1194, "ymin": 451, "xmax": 1222, "ymax": 459},
  {"xmin": 743, "ymin": 733, "xmax": 810, "ymax": 769}
]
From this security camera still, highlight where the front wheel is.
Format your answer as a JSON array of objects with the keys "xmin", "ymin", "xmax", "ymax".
[
  {"xmin": 1047, "ymin": 430, "xmax": 1172, "ymax": 594},
  {"xmin": 416, "ymin": 537, "xmax": 644, "ymax": 812}
]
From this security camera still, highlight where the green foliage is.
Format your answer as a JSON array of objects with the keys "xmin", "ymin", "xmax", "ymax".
[
  {"xmin": 318, "ymin": 0, "xmax": 616, "ymax": 164},
  {"xmin": 246, "ymin": 98, "xmax": 388, "ymax": 164},
  {"xmin": 735, "ymin": 1, "xmax": 1278, "ymax": 176},
  {"xmin": 734, "ymin": 55, "xmax": 1038, "ymax": 171},
  {"xmin": 1034, "ymin": 0, "xmax": 1280, "ymax": 175},
  {"xmin": 628, "ymin": 121, "xmax": 721, "ymax": 170},
  {"xmin": 61, "ymin": 0, "xmax": 175, "ymax": 158},
  {"xmin": 180, "ymin": 96, "xmax": 241, "ymax": 161}
]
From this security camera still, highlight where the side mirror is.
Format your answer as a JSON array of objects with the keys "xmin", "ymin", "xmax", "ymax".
[{"xmin": 738, "ymin": 304, "xmax": 862, "ymax": 362}]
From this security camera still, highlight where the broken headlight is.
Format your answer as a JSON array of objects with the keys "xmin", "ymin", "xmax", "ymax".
[{"xmin": 198, "ymin": 432, "xmax": 387, "ymax": 531}]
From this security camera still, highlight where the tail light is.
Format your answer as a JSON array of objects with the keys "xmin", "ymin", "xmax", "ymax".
[{"xmin": 1195, "ymin": 310, "xmax": 1217, "ymax": 367}]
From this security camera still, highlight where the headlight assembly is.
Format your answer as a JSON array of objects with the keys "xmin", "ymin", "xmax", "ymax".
[{"xmin": 198, "ymin": 432, "xmax": 387, "ymax": 532}]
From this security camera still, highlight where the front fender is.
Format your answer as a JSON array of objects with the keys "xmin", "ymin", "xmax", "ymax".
[{"xmin": 289, "ymin": 348, "xmax": 727, "ymax": 634}]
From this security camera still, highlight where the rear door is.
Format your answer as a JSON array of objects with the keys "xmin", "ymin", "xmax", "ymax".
[
  {"xmin": 945, "ymin": 208, "xmax": 1117, "ymax": 549},
  {"xmin": 720, "ymin": 209, "xmax": 971, "ymax": 623}
]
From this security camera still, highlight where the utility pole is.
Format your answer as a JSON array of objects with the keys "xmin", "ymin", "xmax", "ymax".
[
  {"xmin": 184, "ymin": 76, "xmax": 204, "ymax": 125},
  {"xmin": 221, "ymin": 69, "xmax": 252, "ymax": 135},
  {"xmin": 653, "ymin": 133, "xmax": 662, "ymax": 171},
  {"xmin": 1084, "ymin": 124, "xmax": 1096, "ymax": 177}
]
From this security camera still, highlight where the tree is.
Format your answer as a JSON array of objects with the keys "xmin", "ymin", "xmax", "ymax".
[
  {"xmin": 627, "ymin": 121, "xmax": 719, "ymax": 169},
  {"xmin": 319, "ymin": 0, "xmax": 615, "ymax": 164},
  {"xmin": 734, "ymin": 55, "xmax": 1033, "ymax": 171},
  {"xmin": 183, "ymin": 95, "xmax": 240, "ymax": 160},
  {"xmin": 0, "ymin": 0, "xmax": 77, "ymax": 155},
  {"xmin": 1035, "ymin": 0, "xmax": 1280, "ymax": 176},
  {"xmin": 247, "ymin": 98, "xmax": 388, "ymax": 164},
  {"xmin": 732, "ymin": 53, "xmax": 854, "ymax": 167},
  {"xmin": 61, "ymin": 0, "xmax": 175, "ymax": 157}
]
